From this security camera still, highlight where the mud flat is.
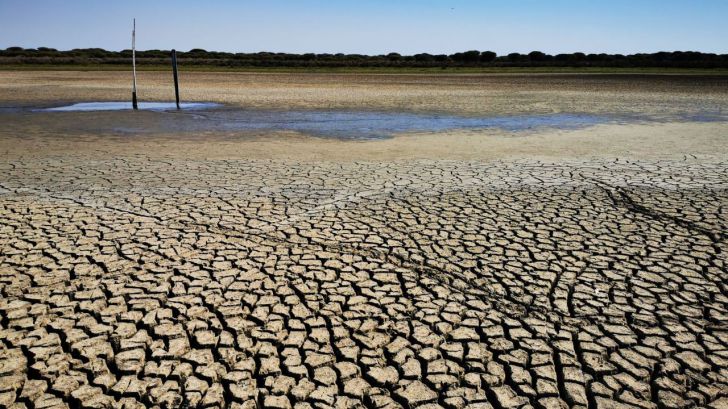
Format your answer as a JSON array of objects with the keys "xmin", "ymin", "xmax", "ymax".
[{"xmin": 0, "ymin": 71, "xmax": 727, "ymax": 409}]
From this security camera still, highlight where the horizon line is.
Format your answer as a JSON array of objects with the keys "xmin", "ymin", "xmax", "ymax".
[{"xmin": 4, "ymin": 46, "xmax": 727, "ymax": 57}]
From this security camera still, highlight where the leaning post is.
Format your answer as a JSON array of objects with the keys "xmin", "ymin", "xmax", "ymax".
[
  {"xmin": 131, "ymin": 18, "xmax": 138, "ymax": 110},
  {"xmin": 171, "ymin": 49, "xmax": 180, "ymax": 109}
]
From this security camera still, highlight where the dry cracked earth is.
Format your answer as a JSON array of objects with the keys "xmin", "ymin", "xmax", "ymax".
[{"xmin": 1, "ymin": 156, "xmax": 727, "ymax": 409}]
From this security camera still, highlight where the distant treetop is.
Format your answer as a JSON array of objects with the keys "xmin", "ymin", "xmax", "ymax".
[{"xmin": 2, "ymin": 47, "xmax": 727, "ymax": 69}]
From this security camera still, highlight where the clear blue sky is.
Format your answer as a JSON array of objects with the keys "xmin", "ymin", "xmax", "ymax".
[{"xmin": 1, "ymin": 0, "xmax": 726, "ymax": 55}]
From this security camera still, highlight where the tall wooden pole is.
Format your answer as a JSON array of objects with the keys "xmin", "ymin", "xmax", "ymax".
[
  {"xmin": 171, "ymin": 49, "xmax": 180, "ymax": 109},
  {"xmin": 132, "ymin": 18, "xmax": 138, "ymax": 110}
]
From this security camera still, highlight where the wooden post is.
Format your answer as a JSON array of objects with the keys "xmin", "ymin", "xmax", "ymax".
[
  {"xmin": 171, "ymin": 49, "xmax": 180, "ymax": 109},
  {"xmin": 132, "ymin": 18, "xmax": 138, "ymax": 110}
]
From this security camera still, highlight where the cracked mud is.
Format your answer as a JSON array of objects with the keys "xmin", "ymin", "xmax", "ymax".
[
  {"xmin": 1, "ymin": 71, "xmax": 728, "ymax": 409},
  {"xmin": 1, "ymin": 155, "xmax": 727, "ymax": 409}
]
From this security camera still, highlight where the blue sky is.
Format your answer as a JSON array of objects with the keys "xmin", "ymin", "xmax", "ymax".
[{"xmin": 1, "ymin": 1, "xmax": 726, "ymax": 55}]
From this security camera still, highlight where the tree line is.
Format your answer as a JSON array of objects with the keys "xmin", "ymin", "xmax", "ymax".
[{"xmin": 2, "ymin": 47, "xmax": 728, "ymax": 68}]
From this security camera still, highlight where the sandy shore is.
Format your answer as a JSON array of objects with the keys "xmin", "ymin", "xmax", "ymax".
[
  {"xmin": 2, "ymin": 70, "xmax": 727, "ymax": 160},
  {"xmin": 1, "ymin": 71, "xmax": 727, "ymax": 409},
  {"xmin": 1, "ymin": 121, "xmax": 726, "ymax": 162}
]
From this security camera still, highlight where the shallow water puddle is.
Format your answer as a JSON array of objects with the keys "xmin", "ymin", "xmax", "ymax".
[
  {"xmin": 17, "ymin": 101, "xmax": 727, "ymax": 139},
  {"xmin": 43, "ymin": 101, "xmax": 220, "ymax": 112},
  {"xmin": 190, "ymin": 110, "xmax": 615, "ymax": 137}
]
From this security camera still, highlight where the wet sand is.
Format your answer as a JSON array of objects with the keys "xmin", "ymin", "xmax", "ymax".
[{"xmin": 1, "ymin": 71, "xmax": 727, "ymax": 409}]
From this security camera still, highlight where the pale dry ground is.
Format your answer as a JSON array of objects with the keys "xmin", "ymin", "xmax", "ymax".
[
  {"xmin": 1, "ymin": 72, "xmax": 727, "ymax": 409},
  {"xmin": 1, "ymin": 70, "xmax": 728, "ymax": 117},
  {"xmin": 1, "ymin": 122, "xmax": 726, "ymax": 162}
]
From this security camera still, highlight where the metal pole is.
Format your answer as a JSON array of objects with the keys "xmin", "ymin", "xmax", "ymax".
[
  {"xmin": 171, "ymin": 49, "xmax": 180, "ymax": 109},
  {"xmin": 132, "ymin": 18, "xmax": 138, "ymax": 110}
]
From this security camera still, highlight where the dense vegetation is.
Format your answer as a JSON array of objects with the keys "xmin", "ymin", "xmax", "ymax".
[{"xmin": 2, "ymin": 47, "xmax": 728, "ymax": 69}]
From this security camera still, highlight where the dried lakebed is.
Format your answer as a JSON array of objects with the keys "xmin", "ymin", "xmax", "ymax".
[
  {"xmin": 1, "ymin": 155, "xmax": 727, "ymax": 409},
  {"xmin": 4, "ymin": 102, "xmax": 725, "ymax": 139}
]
